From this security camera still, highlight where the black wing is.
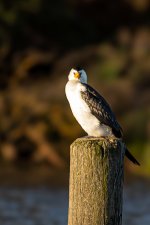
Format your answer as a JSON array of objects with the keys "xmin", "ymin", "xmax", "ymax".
[{"xmin": 81, "ymin": 83, "xmax": 123, "ymax": 138}]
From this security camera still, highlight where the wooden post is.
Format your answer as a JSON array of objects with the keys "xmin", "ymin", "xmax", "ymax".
[{"xmin": 68, "ymin": 137, "xmax": 125, "ymax": 225}]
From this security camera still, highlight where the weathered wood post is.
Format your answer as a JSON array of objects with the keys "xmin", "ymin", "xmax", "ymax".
[{"xmin": 68, "ymin": 137, "xmax": 125, "ymax": 225}]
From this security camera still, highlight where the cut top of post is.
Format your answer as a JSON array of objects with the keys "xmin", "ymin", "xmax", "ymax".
[{"xmin": 71, "ymin": 137, "xmax": 125, "ymax": 162}]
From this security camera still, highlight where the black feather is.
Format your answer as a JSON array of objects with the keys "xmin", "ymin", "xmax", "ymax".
[
  {"xmin": 75, "ymin": 66, "xmax": 82, "ymax": 71},
  {"xmin": 81, "ymin": 83, "xmax": 123, "ymax": 138},
  {"xmin": 125, "ymin": 148, "xmax": 140, "ymax": 166}
]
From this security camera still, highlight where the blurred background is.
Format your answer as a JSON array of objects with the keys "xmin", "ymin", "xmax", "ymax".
[{"xmin": 0, "ymin": 0, "xmax": 149, "ymax": 224}]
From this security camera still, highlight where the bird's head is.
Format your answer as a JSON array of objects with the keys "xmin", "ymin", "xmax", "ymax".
[{"xmin": 68, "ymin": 67, "xmax": 87, "ymax": 83}]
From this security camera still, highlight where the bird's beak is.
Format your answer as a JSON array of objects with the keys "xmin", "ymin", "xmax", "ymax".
[{"xmin": 74, "ymin": 72, "xmax": 80, "ymax": 79}]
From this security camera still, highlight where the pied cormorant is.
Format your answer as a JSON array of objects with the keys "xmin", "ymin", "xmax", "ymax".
[{"xmin": 65, "ymin": 67, "xmax": 139, "ymax": 165}]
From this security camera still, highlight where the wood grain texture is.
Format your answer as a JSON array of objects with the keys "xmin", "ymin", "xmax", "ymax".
[{"xmin": 68, "ymin": 137, "xmax": 125, "ymax": 225}]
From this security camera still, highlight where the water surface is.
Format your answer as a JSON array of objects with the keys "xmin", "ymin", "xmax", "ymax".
[{"xmin": 0, "ymin": 181, "xmax": 149, "ymax": 225}]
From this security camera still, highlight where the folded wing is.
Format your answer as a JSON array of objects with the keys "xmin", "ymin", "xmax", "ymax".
[{"xmin": 81, "ymin": 83, "xmax": 123, "ymax": 138}]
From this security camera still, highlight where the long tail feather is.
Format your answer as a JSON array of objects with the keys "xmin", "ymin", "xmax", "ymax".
[{"xmin": 125, "ymin": 148, "xmax": 140, "ymax": 166}]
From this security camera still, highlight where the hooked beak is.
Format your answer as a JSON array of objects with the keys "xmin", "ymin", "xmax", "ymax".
[{"xmin": 74, "ymin": 72, "xmax": 80, "ymax": 79}]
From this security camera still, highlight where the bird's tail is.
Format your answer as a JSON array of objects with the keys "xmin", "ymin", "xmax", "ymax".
[{"xmin": 125, "ymin": 148, "xmax": 140, "ymax": 166}]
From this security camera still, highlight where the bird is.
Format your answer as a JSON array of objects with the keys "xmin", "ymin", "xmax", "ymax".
[{"xmin": 65, "ymin": 67, "xmax": 140, "ymax": 165}]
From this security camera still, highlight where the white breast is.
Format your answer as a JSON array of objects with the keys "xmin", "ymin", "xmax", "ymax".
[{"xmin": 65, "ymin": 81, "xmax": 113, "ymax": 137}]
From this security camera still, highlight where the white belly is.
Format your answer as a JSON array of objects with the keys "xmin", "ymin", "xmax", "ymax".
[{"xmin": 65, "ymin": 81, "xmax": 113, "ymax": 137}]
